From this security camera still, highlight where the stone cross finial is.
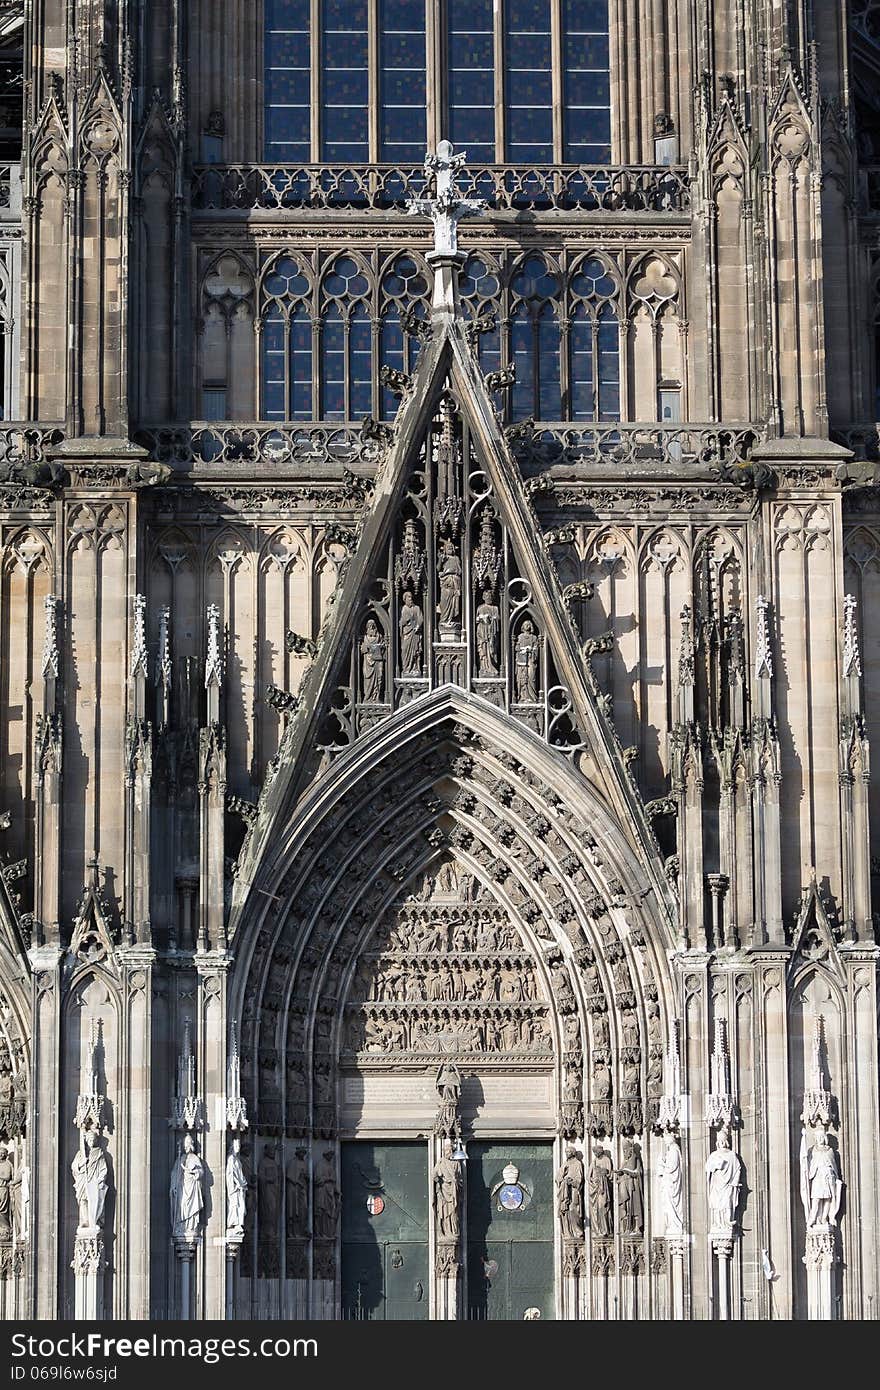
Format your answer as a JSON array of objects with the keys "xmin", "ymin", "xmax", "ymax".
[{"xmin": 406, "ymin": 140, "xmax": 486, "ymax": 260}]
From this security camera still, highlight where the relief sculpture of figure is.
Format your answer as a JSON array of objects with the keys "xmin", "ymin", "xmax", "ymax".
[
  {"xmin": 286, "ymin": 1147, "xmax": 309, "ymax": 1239},
  {"xmin": 657, "ymin": 1132, "xmax": 685, "ymax": 1237},
  {"xmin": 705, "ymin": 1127, "xmax": 742, "ymax": 1233},
  {"xmin": 799, "ymin": 1127, "xmax": 843, "ymax": 1230},
  {"xmin": 0, "ymin": 1144, "xmax": 14, "ymax": 1240},
  {"xmin": 438, "ymin": 540, "xmax": 462, "ymax": 627},
  {"xmin": 475, "ymin": 590, "xmax": 501, "ymax": 677},
  {"xmin": 360, "ymin": 619, "xmax": 386, "ymax": 702},
  {"xmin": 399, "ymin": 590, "xmax": 423, "ymax": 674},
  {"xmin": 432, "ymin": 1138, "xmax": 462, "ymax": 1240},
  {"xmin": 588, "ymin": 1146, "xmax": 614, "ymax": 1237},
  {"xmin": 556, "ymin": 1146, "xmax": 585, "ymax": 1240},
  {"xmin": 170, "ymin": 1132, "xmax": 204, "ymax": 1242},
  {"xmin": 514, "ymin": 619, "xmax": 540, "ymax": 702},
  {"xmin": 615, "ymin": 1139, "xmax": 644, "ymax": 1235},
  {"xmin": 313, "ymin": 1149, "xmax": 340, "ymax": 1240},
  {"xmin": 71, "ymin": 1126, "xmax": 109, "ymax": 1234},
  {"xmin": 226, "ymin": 1138, "xmax": 248, "ymax": 1237}
]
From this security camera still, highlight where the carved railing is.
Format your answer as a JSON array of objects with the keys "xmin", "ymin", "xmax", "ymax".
[
  {"xmin": 508, "ymin": 422, "xmax": 765, "ymax": 471},
  {"xmin": 0, "ymin": 162, "xmax": 21, "ymax": 216},
  {"xmin": 0, "ymin": 422, "xmax": 64, "ymax": 464},
  {"xmin": 191, "ymin": 162, "xmax": 691, "ymax": 214},
  {"xmin": 135, "ymin": 419, "xmax": 764, "ymax": 472},
  {"xmin": 135, "ymin": 421, "xmax": 384, "ymax": 468},
  {"xmin": 859, "ymin": 166, "xmax": 880, "ymax": 215},
  {"xmin": 833, "ymin": 423, "xmax": 880, "ymax": 461}
]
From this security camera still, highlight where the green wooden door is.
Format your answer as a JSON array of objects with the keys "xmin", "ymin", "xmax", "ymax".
[
  {"xmin": 466, "ymin": 1142, "xmax": 555, "ymax": 1321},
  {"xmin": 341, "ymin": 1142, "xmax": 429, "ymax": 1320}
]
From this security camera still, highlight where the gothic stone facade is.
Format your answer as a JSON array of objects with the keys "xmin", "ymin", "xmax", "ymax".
[{"xmin": 0, "ymin": 0, "xmax": 876, "ymax": 1322}]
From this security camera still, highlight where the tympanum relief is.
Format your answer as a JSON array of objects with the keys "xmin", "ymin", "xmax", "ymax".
[{"xmin": 340, "ymin": 862, "xmax": 552, "ymax": 1069}]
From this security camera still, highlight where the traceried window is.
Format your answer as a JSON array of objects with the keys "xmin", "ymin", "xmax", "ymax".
[
  {"xmin": 262, "ymin": 1, "xmax": 611, "ymax": 164},
  {"xmin": 379, "ymin": 254, "xmax": 429, "ymax": 418},
  {"xmin": 256, "ymin": 249, "xmax": 623, "ymax": 424},
  {"xmin": 510, "ymin": 256, "xmax": 562, "ymax": 421},
  {"xmin": 261, "ymin": 256, "xmax": 313, "ymax": 421},
  {"xmin": 320, "ymin": 256, "xmax": 372, "ymax": 419}
]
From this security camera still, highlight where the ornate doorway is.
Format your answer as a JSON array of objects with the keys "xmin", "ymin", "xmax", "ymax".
[
  {"xmin": 466, "ymin": 1142, "xmax": 555, "ymax": 1321},
  {"xmin": 341, "ymin": 1142, "xmax": 429, "ymax": 1320}
]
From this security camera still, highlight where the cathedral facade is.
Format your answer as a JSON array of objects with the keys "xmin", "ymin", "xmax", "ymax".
[{"xmin": 0, "ymin": 0, "xmax": 876, "ymax": 1322}]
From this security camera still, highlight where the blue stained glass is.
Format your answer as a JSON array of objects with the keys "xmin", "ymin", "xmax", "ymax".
[
  {"xmin": 570, "ymin": 308, "xmax": 594, "ymax": 421},
  {"xmin": 262, "ymin": 308, "xmax": 287, "ymax": 420},
  {"xmin": 597, "ymin": 311, "xmax": 620, "ymax": 421},
  {"xmin": 290, "ymin": 308, "xmax": 313, "ymax": 419},
  {"xmin": 449, "ymin": 0, "xmax": 495, "ymax": 162},
  {"xmin": 264, "ymin": 0, "xmax": 310, "ymax": 161},
  {"xmin": 538, "ymin": 304, "xmax": 561, "ymax": 418},
  {"xmin": 381, "ymin": 309, "xmax": 403, "ymax": 419},
  {"xmin": 511, "ymin": 307, "xmax": 534, "ymax": 421},
  {"xmin": 563, "ymin": 0, "xmax": 611, "ymax": 162},
  {"xmin": 350, "ymin": 308, "xmax": 373, "ymax": 418},
  {"xmin": 505, "ymin": 0, "xmax": 553, "ymax": 161},
  {"xmin": 322, "ymin": 0, "xmax": 369, "ymax": 160},
  {"xmin": 380, "ymin": 0, "xmax": 426, "ymax": 160},
  {"xmin": 322, "ymin": 306, "xmax": 345, "ymax": 418}
]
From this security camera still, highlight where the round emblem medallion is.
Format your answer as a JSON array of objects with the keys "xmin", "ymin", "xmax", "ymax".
[
  {"xmin": 366, "ymin": 1194, "xmax": 385, "ymax": 1216},
  {"xmin": 499, "ymin": 1183, "xmax": 525, "ymax": 1211}
]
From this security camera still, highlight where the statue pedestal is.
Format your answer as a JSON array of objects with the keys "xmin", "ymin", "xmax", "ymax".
[
  {"xmin": 804, "ymin": 1225, "xmax": 837, "ymax": 1320},
  {"xmin": 225, "ymin": 1234, "xmax": 243, "ymax": 1318},
  {"xmin": 72, "ymin": 1228, "xmax": 105, "ymax": 1319},
  {"xmin": 173, "ymin": 1234, "xmax": 199, "ymax": 1319},
  {"xmin": 435, "ymin": 1242, "xmax": 460, "ymax": 1319},
  {"xmin": 561, "ymin": 1240, "xmax": 585, "ymax": 1319},
  {"xmin": 709, "ymin": 1229, "xmax": 734, "ymax": 1319},
  {"xmin": 668, "ymin": 1236, "xmax": 688, "ymax": 1320}
]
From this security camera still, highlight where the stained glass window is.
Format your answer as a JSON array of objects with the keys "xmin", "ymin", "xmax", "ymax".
[{"xmin": 264, "ymin": 0, "xmax": 311, "ymax": 162}]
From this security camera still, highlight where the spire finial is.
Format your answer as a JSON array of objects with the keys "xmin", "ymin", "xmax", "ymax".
[{"xmin": 406, "ymin": 140, "xmax": 486, "ymax": 314}]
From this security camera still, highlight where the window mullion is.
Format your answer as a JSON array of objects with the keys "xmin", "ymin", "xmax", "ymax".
[
  {"xmin": 426, "ymin": 0, "xmax": 441, "ymax": 151},
  {"xmin": 494, "ymin": 0, "xmax": 505, "ymax": 162},
  {"xmin": 311, "ymin": 0, "xmax": 321, "ymax": 161},
  {"xmin": 368, "ymin": 0, "xmax": 380, "ymax": 163},
  {"xmin": 551, "ymin": 0, "xmax": 563, "ymax": 164}
]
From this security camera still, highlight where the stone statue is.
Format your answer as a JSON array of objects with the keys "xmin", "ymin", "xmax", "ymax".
[
  {"xmin": 588, "ymin": 1146, "xmax": 614, "ymax": 1237},
  {"xmin": 438, "ymin": 540, "xmax": 462, "ymax": 626},
  {"xmin": 313, "ymin": 1149, "xmax": 340, "ymax": 1241},
  {"xmin": 0, "ymin": 1144, "xmax": 13, "ymax": 1240},
  {"xmin": 226, "ymin": 1138, "xmax": 248, "ymax": 1237},
  {"xmin": 657, "ymin": 1133, "xmax": 685, "ymax": 1237},
  {"xmin": 71, "ymin": 1127, "xmax": 109, "ymax": 1234},
  {"xmin": 515, "ymin": 620, "xmax": 540, "ymax": 702},
  {"xmin": 615, "ymin": 1139, "xmax": 644, "ymax": 1235},
  {"xmin": 435, "ymin": 1059, "xmax": 462, "ymax": 1134},
  {"xmin": 286, "ymin": 1147, "xmax": 309, "ymax": 1239},
  {"xmin": 258, "ymin": 1141, "xmax": 281, "ymax": 1234},
  {"xmin": 360, "ymin": 619, "xmax": 386, "ymax": 702},
  {"xmin": 399, "ymin": 590, "xmax": 423, "ymax": 674},
  {"xmin": 432, "ymin": 1138, "xmax": 462, "ymax": 1240},
  {"xmin": 170, "ymin": 1132, "xmax": 204, "ymax": 1242},
  {"xmin": 799, "ymin": 1127, "xmax": 843, "ymax": 1230},
  {"xmin": 705, "ymin": 1127, "xmax": 742, "ymax": 1233},
  {"xmin": 475, "ymin": 590, "xmax": 500, "ymax": 677},
  {"xmin": 556, "ymin": 1146, "xmax": 585, "ymax": 1240}
]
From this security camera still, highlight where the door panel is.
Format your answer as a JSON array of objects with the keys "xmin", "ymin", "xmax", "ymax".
[
  {"xmin": 466, "ymin": 1141, "xmax": 555, "ymax": 1320},
  {"xmin": 341, "ymin": 1141, "xmax": 429, "ymax": 1320}
]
